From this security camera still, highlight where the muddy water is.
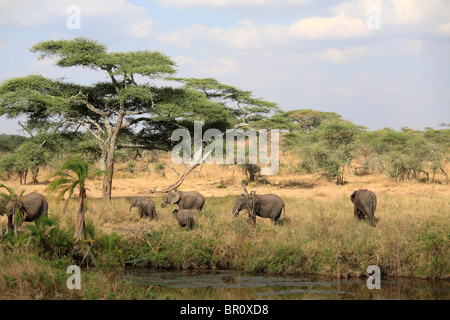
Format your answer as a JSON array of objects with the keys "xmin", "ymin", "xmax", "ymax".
[{"xmin": 122, "ymin": 269, "xmax": 450, "ymax": 300}]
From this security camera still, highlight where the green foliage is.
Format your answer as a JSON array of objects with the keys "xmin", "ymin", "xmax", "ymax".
[
  {"xmin": 46, "ymin": 155, "xmax": 104, "ymax": 240},
  {"xmin": 361, "ymin": 128, "xmax": 450, "ymax": 182},
  {"xmin": 416, "ymin": 220, "xmax": 449, "ymax": 279},
  {"xmin": 294, "ymin": 121, "xmax": 363, "ymax": 184},
  {"xmin": 24, "ymin": 217, "xmax": 74, "ymax": 258},
  {"xmin": 173, "ymin": 77, "xmax": 279, "ymax": 127},
  {"xmin": 46, "ymin": 155, "xmax": 94, "ymax": 202},
  {"xmin": 153, "ymin": 162, "xmax": 165, "ymax": 175},
  {"xmin": 283, "ymin": 109, "xmax": 342, "ymax": 133},
  {"xmin": 0, "ymin": 134, "xmax": 27, "ymax": 153},
  {"xmin": 0, "ymin": 184, "xmax": 26, "ymax": 236}
]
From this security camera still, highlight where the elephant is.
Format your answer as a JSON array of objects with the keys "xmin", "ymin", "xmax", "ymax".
[
  {"xmin": 129, "ymin": 197, "xmax": 157, "ymax": 221},
  {"xmin": 1, "ymin": 192, "xmax": 48, "ymax": 229},
  {"xmin": 161, "ymin": 191, "xmax": 205, "ymax": 211},
  {"xmin": 171, "ymin": 209, "xmax": 194, "ymax": 230},
  {"xmin": 232, "ymin": 193, "xmax": 285, "ymax": 225},
  {"xmin": 350, "ymin": 189, "xmax": 377, "ymax": 227}
]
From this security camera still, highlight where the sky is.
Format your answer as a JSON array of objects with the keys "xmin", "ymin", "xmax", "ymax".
[{"xmin": 0, "ymin": 0, "xmax": 449, "ymax": 135}]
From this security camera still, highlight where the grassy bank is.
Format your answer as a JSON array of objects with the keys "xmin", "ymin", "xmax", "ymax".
[{"xmin": 1, "ymin": 191, "xmax": 449, "ymax": 299}]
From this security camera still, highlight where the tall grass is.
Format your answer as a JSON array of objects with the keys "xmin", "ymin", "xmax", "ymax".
[
  {"xmin": 0, "ymin": 190, "xmax": 448, "ymax": 299},
  {"xmin": 46, "ymin": 191, "xmax": 448, "ymax": 280}
]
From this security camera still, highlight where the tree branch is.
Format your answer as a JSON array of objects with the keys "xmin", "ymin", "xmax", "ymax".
[
  {"xmin": 72, "ymin": 90, "xmax": 108, "ymax": 117},
  {"xmin": 67, "ymin": 118, "xmax": 104, "ymax": 143},
  {"xmin": 121, "ymin": 117, "xmax": 152, "ymax": 129}
]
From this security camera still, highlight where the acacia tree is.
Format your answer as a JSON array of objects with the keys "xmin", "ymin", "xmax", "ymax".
[
  {"xmin": 0, "ymin": 37, "xmax": 230, "ymax": 200},
  {"xmin": 173, "ymin": 77, "xmax": 279, "ymax": 126},
  {"xmin": 148, "ymin": 77, "xmax": 280, "ymax": 192},
  {"xmin": 423, "ymin": 128, "xmax": 450, "ymax": 184},
  {"xmin": 282, "ymin": 109, "xmax": 342, "ymax": 133},
  {"xmin": 296, "ymin": 121, "xmax": 362, "ymax": 184}
]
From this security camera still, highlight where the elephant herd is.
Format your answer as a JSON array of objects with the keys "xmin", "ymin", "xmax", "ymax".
[
  {"xmin": 129, "ymin": 188, "xmax": 377, "ymax": 230},
  {"xmin": 0, "ymin": 189, "xmax": 378, "ymax": 231}
]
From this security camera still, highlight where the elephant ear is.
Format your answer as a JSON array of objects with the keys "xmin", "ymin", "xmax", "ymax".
[
  {"xmin": 169, "ymin": 192, "xmax": 181, "ymax": 204},
  {"xmin": 350, "ymin": 191, "xmax": 357, "ymax": 203}
]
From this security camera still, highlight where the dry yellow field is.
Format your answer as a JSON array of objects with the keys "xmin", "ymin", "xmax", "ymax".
[
  {"xmin": 2, "ymin": 153, "xmax": 449, "ymax": 201},
  {"xmin": 0, "ymin": 153, "xmax": 449, "ymax": 286}
]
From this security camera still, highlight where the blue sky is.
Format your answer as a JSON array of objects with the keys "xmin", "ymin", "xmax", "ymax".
[{"xmin": 0, "ymin": 0, "xmax": 449, "ymax": 134}]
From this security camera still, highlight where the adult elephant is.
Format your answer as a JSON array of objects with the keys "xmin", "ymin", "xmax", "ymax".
[
  {"xmin": 232, "ymin": 193, "xmax": 285, "ymax": 225},
  {"xmin": 350, "ymin": 189, "xmax": 377, "ymax": 227},
  {"xmin": 2, "ymin": 192, "xmax": 48, "ymax": 229},
  {"xmin": 161, "ymin": 191, "xmax": 205, "ymax": 211}
]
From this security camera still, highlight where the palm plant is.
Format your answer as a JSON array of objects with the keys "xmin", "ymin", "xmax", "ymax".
[
  {"xmin": 0, "ymin": 184, "xmax": 25, "ymax": 236},
  {"xmin": 46, "ymin": 155, "xmax": 103, "ymax": 241}
]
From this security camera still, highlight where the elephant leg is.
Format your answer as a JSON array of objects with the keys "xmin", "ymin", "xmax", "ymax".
[
  {"xmin": 368, "ymin": 214, "xmax": 375, "ymax": 227},
  {"xmin": 353, "ymin": 206, "xmax": 360, "ymax": 219}
]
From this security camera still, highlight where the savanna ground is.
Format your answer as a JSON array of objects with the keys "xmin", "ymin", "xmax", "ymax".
[{"xmin": 0, "ymin": 153, "xmax": 449, "ymax": 299}]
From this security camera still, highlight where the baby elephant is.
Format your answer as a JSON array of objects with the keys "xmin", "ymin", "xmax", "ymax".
[
  {"xmin": 129, "ymin": 198, "xmax": 157, "ymax": 221},
  {"xmin": 171, "ymin": 209, "xmax": 194, "ymax": 230},
  {"xmin": 350, "ymin": 189, "xmax": 377, "ymax": 227}
]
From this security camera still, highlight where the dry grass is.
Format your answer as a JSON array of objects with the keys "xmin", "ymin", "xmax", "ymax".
[{"xmin": 0, "ymin": 153, "xmax": 449, "ymax": 282}]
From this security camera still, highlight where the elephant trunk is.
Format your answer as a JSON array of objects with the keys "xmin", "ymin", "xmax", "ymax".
[
  {"xmin": 161, "ymin": 201, "xmax": 167, "ymax": 208},
  {"xmin": 129, "ymin": 205, "xmax": 133, "ymax": 212},
  {"xmin": 232, "ymin": 202, "xmax": 242, "ymax": 218}
]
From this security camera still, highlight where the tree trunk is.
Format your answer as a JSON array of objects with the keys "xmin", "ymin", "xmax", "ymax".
[
  {"xmin": 75, "ymin": 188, "xmax": 87, "ymax": 241},
  {"xmin": 421, "ymin": 170, "xmax": 429, "ymax": 182},
  {"xmin": 31, "ymin": 168, "xmax": 39, "ymax": 184},
  {"xmin": 440, "ymin": 167, "xmax": 449, "ymax": 185},
  {"xmin": 102, "ymin": 147, "xmax": 115, "ymax": 201}
]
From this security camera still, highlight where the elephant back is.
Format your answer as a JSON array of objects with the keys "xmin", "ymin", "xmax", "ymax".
[
  {"xmin": 257, "ymin": 194, "xmax": 284, "ymax": 219},
  {"xmin": 21, "ymin": 192, "xmax": 48, "ymax": 222}
]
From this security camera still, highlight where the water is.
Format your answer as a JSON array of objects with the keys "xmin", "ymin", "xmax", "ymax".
[{"xmin": 122, "ymin": 269, "xmax": 450, "ymax": 300}]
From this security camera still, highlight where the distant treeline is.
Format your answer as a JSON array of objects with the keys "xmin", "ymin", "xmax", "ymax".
[
  {"xmin": 0, "ymin": 134, "xmax": 27, "ymax": 153},
  {"xmin": 0, "ymin": 113, "xmax": 449, "ymax": 186}
]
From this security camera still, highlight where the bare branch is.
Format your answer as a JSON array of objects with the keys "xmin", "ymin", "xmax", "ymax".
[
  {"xmin": 116, "ymin": 143, "xmax": 147, "ymax": 149},
  {"xmin": 121, "ymin": 117, "xmax": 152, "ymax": 129},
  {"xmin": 71, "ymin": 90, "xmax": 108, "ymax": 117},
  {"xmin": 18, "ymin": 121, "xmax": 34, "ymax": 138},
  {"xmin": 67, "ymin": 118, "xmax": 104, "ymax": 142},
  {"xmin": 149, "ymin": 149, "xmax": 213, "ymax": 194}
]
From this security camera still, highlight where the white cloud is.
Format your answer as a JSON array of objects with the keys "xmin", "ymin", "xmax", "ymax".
[
  {"xmin": 155, "ymin": 0, "xmax": 309, "ymax": 8},
  {"xmin": 156, "ymin": 15, "xmax": 370, "ymax": 52},
  {"xmin": 319, "ymin": 46, "xmax": 369, "ymax": 64},
  {"xmin": 398, "ymin": 39, "xmax": 423, "ymax": 55},
  {"xmin": 288, "ymin": 16, "xmax": 369, "ymax": 39},
  {"xmin": 334, "ymin": 0, "xmax": 450, "ymax": 29},
  {"xmin": 438, "ymin": 22, "xmax": 450, "ymax": 35},
  {"xmin": 174, "ymin": 55, "xmax": 236, "ymax": 77},
  {"xmin": 0, "ymin": 0, "xmax": 154, "ymax": 39},
  {"xmin": 128, "ymin": 18, "xmax": 155, "ymax": 39}
]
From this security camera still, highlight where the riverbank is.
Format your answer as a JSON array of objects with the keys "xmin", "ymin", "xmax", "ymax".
[{"xmin": 0, "ymin": 188, "xmax": 448, "ymax": 299}]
